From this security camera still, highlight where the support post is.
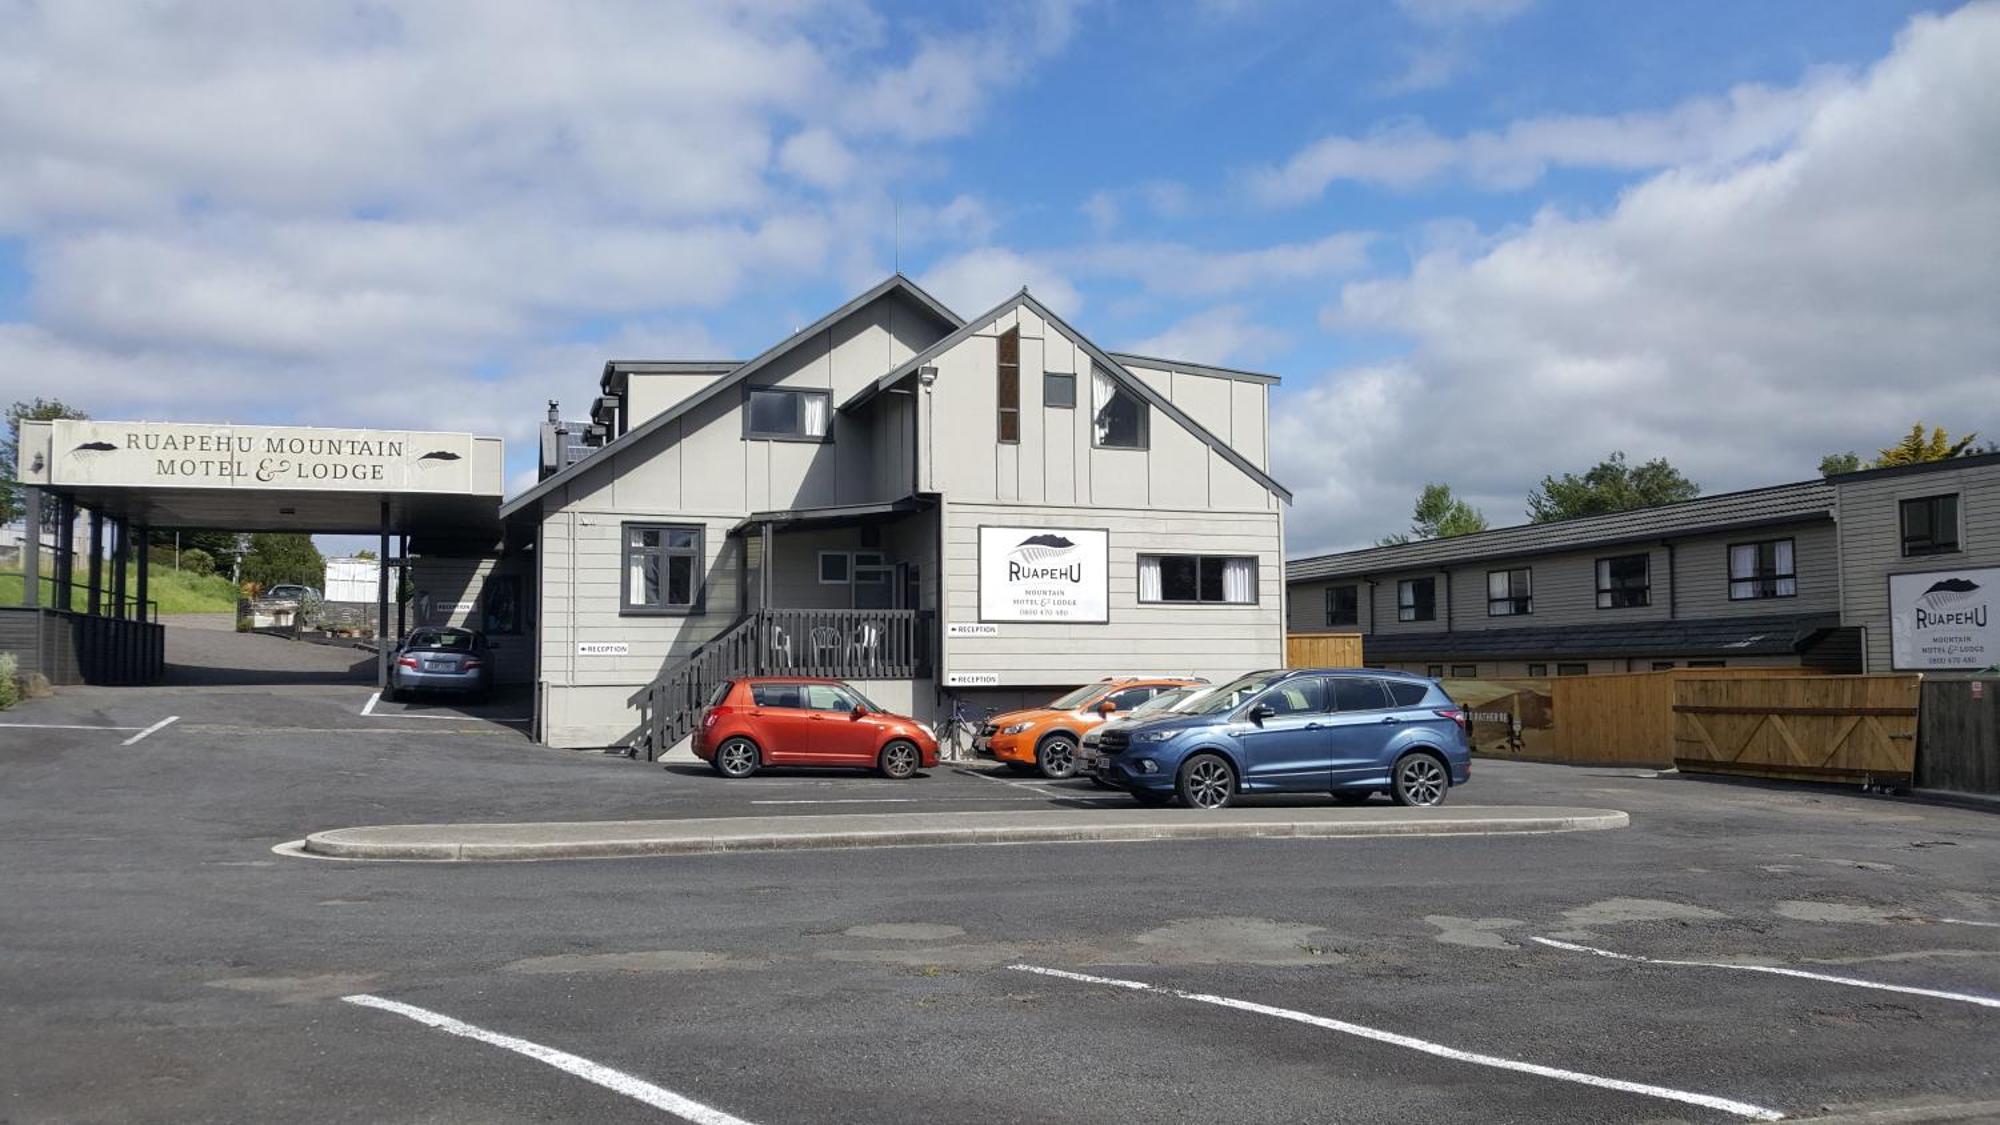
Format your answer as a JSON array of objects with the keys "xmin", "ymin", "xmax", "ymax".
[
  {"xmin": 135, "ymin": 525, "xmax": 150, "ymax": 623},
  {"xmin": 377, "ymin": 500, "xmax": 391, "ymax": 689},
  {"xmin": 86, "ymin": 510, "xmax": 103, "ymax": 616},
  {"xmin": 54, "ymin": 496, "xmax": 74, "ymax": 611},
  {"xmin": 112, "ymin": 519, "xmax": 129, "ymax": 619},
  {"xmin": 20, "ymin": 486, "xmax": 41, "ymax": 608},
  {"xmin": 395, "ymin": 534, "xmax": 406, "ymax": 640}
]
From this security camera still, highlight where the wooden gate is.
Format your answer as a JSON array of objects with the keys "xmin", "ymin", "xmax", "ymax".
[
  {"xmin": 1286, "ymin": 633, "xmax": 1363, "ymax": 668},
  {"xmin": 1917, "ymin": 678, "xmax": 2000, "ymax": 795},
  {"xmin": 1673, "ymin": 675, "xmax": 1921, "ymax": 785}
]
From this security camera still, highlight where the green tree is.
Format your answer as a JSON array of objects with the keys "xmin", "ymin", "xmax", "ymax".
[
  {"xmin": 1379, "ymin": 483, "xmax": 1489, "ymax": 546},
  {"xmin": 1818, "ymin": 451, "xmax": 1863, "ymax": 477},
  {"xmin": 1, "ymin": 399, "xmax": 89, "ymax": 524},
  {"xmin": 1526, "ymin": 452, "xmax": 1700, "ymax": 523},
  {"xmin": 146, "ymin": 530, "xmax": 248, "ymax": 577},
  {"xmin": 241, "ymin": 533, "xmax": 325, "ymax": 592},
  {"xmin": 1875, "ymin": 424, "xmax": 1978, "ymax": 467}
]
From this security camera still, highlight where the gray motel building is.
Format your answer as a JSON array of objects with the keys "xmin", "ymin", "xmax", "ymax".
[
  {"xmin": 10, "ymin": 273, "xmax": 1996, "ymax": 750},
  {"xmin": 1286, "ymin": 454, "xmax": 2000, "ymax": 680}
]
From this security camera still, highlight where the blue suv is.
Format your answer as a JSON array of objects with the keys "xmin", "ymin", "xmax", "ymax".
[{"xmin": 1096, "ymin": 668, "xmax": 1471, "ymax": 810}]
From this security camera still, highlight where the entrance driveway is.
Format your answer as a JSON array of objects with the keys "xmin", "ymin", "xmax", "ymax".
[{"xmin": 2, "ymin": 625, "xmax": 1998, "ymax": 1122}]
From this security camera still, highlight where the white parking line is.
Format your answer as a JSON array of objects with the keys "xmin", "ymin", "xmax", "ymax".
[
  {"xmin": 0, "ymin": 722, "xmax": 145, "ymax": 732},
  {"xmin": 1938, "ymin": 918, "xmax": 2000, "ymax": 929},
  {"xmin": 361, "ymin": 692, "xmax": 380, "ymax": 716},
  {"xmin": 342, "ymin": 994, "xmax": 758, "ymax": 1125},
  {"xmin": 1009, "ymin": 964, "xmax": 1785, "ymax": 1122},
  {"xmin": 120, "ymin": 716, "xmax": 180, "ymax": 745},
  {"xmin": 1531, "ymin": 937, "xmax": 2000, "ymax": 1011}
]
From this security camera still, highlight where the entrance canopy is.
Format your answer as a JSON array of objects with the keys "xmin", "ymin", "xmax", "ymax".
[{"xmin": 16, "ymin": 419, "xmax": 505, "ymax": 535}]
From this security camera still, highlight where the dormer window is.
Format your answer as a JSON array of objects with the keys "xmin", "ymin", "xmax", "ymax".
[{"xmin": 744, "ymin": 387, "xmax": 830, "ymax": 442}]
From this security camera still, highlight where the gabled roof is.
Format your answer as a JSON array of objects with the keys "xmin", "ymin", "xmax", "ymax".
[
  {"xmin": 1287, "ymin": 479, "xmax": 1834, "ymax": 582},
  {"xmin": 1346, "ymin": 612, "xmax": 1841, "ymax": 662},
  {"xmin": 500, "ymin": 274, "xmax": 962, "ymax": 518},
  {"xmin": 1107, "ymin": 352, "xmax": 1281, "ymax": 386},
  {"xmin": 841, "ymin": 289, "xmax": 1292, "ymax": 504}
]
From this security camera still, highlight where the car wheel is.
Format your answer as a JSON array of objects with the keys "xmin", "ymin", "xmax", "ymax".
[
  {"xmin": 1036, "ymin": 732, "xmax": 1079, "ymax": 779},
  {"xmin": 878, "ymin": 739, "xmax": 920, "ymax": 780},
  {"xmin": 1131, "ymin": 790, "xmax": 1173, "ymax": 807},
  {"xmin": 714, "ymin": 737, "xmax": 760, "ymax": 779},
  {"xmin": 1175, "ymin": 753, "xmax": 1236, "ymax": 811},
  {"xmin": 1389, "ymin": 751, "xmax": 1449, "ymax": 807},
  {"xmin": 1331, "ymin": 790, "xmax": 1373, "ymax": 805}
]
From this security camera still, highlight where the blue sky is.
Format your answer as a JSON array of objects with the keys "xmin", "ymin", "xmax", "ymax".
[{"xmin": 1, "ymin": 0, "xmax": 1994, "ymax": 556}]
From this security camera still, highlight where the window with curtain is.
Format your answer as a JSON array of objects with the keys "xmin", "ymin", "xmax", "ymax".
[
  {"xmin": 1397, "ymin": 577, "xmax": 1436, "ymax": 622},
  {"xmin": 622, "ymin": 523, "xmax": 702, "ymax": 615},
  {"xmin": 1091, "ymin": 364, "xmax": 1148, "ymax": 449},
  {"xmin": 744, "ymin": 387, "xmax": 831, "ymax": 441},
  {"xmin": 1324, "ymin": 584, "xmax": 1359, "ymax": 627},
  {"xmin": 1595, "ymin": 553, "xmax": 1650, "ymax": 609},
  {"xmin": 1486, "ymin": 567, "xmax": 1532, "ymax": 616},
  {"xmin": 1728, "ymin": 538, "xmax": 1796, "ymax": 600},
  {"xmin": 1899, "ymin": 493, "xmax": 1960, "ymax": 556},
  {"xmin": 996, "ymin": 328, "xmax": 1021, "ymax": 443},
  {"xmin": 1138, "ymin": 554, "xmax": 1257, "ymax": 604}
]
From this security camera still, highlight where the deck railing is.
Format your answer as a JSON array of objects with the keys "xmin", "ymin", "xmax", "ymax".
[{"xmin": 635, "ymin": 608, "xmax": 933, "ymax": 759}]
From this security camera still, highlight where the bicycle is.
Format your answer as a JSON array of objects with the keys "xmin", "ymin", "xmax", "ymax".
[{"xmin": 930, "ymin": 695, "xmax": 990, "ymax": 762}]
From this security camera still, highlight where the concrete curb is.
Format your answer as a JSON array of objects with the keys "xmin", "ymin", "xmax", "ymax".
[{"xmin": 298, "ymin": 806, "xmax": 1630, "ymax": 862}]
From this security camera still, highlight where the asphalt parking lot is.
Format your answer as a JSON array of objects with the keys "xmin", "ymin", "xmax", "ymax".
[{"xmin": 2, "ymin": 626, "xmax": 1998, "ymax": 1123}]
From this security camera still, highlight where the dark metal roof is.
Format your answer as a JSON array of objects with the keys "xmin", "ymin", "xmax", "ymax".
[
  {"xmin": 841, "ymin": 289, "xmax": 1292, "ymax": 504},
  {"xmin": 728, "ymin": 494, "xmax": 934, "ymax": 536},
  {"xmin": 1288, "ymin": 479, "xmax": 1833, "ymax": 582},
  {"xmin": 1105, "ymin": 352, "xmax": 1282, "ymax": 385},
  {"xmin": 1340, "ymin": 612, "xmax": 1842, "ymax": 662},
  {"xmin": 501, "ymin": 275, "xmax": 963, "ymax": 518},
  {"xmin": 1825, "ymin": 450, "xmax": 2000, "ymax": 484}
]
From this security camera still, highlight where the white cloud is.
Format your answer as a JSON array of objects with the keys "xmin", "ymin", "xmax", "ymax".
[
  {"xmin": 0, "ymin": 2, "xmax": 1074, "ymax": 483},
  {"xmin": 1253, "ymin": 68, "xmax": 1845, "ymax": 202},
  {"xmin": 1125, "ymin": 305, "xmax": 1290, "ymax": 366},
  {"xmin": 918, "ymin": 246, "xmax": 1084, "ymax": 316},
  {"xmin": 1281, "ymin": 2, "xmax": 2000, "ymax": 555},
  {"xmin": 1378, "ymin": 0, "xmax": 1534, "ymax": 93}
]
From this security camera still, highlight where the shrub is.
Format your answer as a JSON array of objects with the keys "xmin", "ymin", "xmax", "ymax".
[
  {"xmin": 180, "ymin": 547, "xmax": 216, "ymax": 576},
  {"xmin": 0, "ymin": 653, "xmax": 18, "ymax": 710}
]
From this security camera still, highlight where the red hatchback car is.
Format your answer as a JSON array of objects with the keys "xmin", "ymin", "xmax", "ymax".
[{"xmin": 693, "ymin": 677, "xmax": 940, "ymax": 779}]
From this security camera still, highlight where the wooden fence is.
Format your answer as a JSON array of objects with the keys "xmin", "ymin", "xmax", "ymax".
[
  {"xmin": 1916, "ymin": 678, "xmax": 2000, "ymax": 795},
  {"xmin": 1673, "ymin": 674, "xmax": 1922, "ymax": 785},
  {"xmin": 1285, "ymin": 633, "xmax": 1363, "ymax": 668},
  {"xmin": 1538, "ymin": 667, "xmax": 1810, "ymax": 767}
]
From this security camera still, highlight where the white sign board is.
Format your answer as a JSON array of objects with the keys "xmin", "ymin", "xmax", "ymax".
[
  {"xmin": 946, "ymin": 671, "xmax": 1001, "ymax": 686},
  {"xmin": 35, "ymin": 419, "xmax": 491, "ymax": 495},
  {"xmin": 1890, "ymin": 566, "xmax": 1999, "ymax": 670},
  {"xmin": 947, "ymin": 622, "xmax": 999, "ymax": 637},
  {"xmin": 576, "ymin": 642, "xmax": 630, "ymax": 656},
  {"xmin": 977, "ymin": 526, "xmax": 1109, "ymax": 624}
]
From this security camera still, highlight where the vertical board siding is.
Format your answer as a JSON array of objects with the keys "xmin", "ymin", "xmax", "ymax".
[
  {"xmin": 1836, "ymin": 461, "xmax": 2000, "ymax": 671},
  {"xmin": 1917, "ymin": 678, "xmax": 2000, "ymax": 794},
  {"xmin": 1285, "ymin": 633, "xmax": 1364, "ymax": 667},
  {"xmin": 942, "ymin": 501, "xmax": 1283, "ymax": 685}
]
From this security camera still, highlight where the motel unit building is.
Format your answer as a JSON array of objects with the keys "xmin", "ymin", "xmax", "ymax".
[{"xmin": 502, "ymin": 276, "xmax": 1291, "ymax": 750}]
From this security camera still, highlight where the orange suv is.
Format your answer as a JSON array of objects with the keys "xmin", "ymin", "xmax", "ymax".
[{"xmin": 980, "ymin": 677, "xmax": 1206, "ymax": 780}]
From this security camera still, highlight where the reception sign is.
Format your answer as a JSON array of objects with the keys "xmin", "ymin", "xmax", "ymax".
[
  {"xmin": 977, "ymin": 525, "xmax": 1108, "ymax": 623},
  {"xmin": 1890, "ymin": 566, "xmax": 2000, "ymax": 670}
]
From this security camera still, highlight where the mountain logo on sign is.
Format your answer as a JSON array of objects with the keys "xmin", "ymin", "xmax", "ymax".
[
  {"xmin": 1915, "ymin": 576, "xmax": 1987, "ymax": 629},
  {"xmin": 1007, "ymin": 533, "xmax": 1083, "ymax": 583}
]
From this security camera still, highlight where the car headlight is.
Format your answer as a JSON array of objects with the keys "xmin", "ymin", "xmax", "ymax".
[
  {"xmin": 1001, "ymin": 722, "xmax": 1031, "ymax": 735},
  {"xmin": 1133, "ymin": 729, "xmax": 1176, "ymax": 743}
]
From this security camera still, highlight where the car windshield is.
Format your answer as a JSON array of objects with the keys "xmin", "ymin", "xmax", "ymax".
[
  {"xmin": 1131, "ymin": 687, "xmax": 1195, "ymax": 716},
  {"xmin": 1183, "ymin": 672, "xmax": 1289, "ymax": 715},
  {"xmin": 408, "ymin": 630, "xmax": 473, "ymax": 650},
  {"xmin": 842, "ymin": 683, "xmax": 884, "ymax": 713},
  {"xmin": 1046, "ymin": 683, "xmax": 1105, "ymax": 710}
]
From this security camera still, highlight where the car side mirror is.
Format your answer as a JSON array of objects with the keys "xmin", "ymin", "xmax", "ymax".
[
  {"xmin": 1249, "ymin": 704, "xmax": 1275, "ymax": 726},
  {"xmin": 1097, "ymin": 700, "xmax": 1118, "ymax": 715},
  {"xmin": 850, "ymin": 705, "xmax": 867, "ymax": 720}
]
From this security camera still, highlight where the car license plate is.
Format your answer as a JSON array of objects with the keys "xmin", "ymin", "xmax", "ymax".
[{"xmin": 425, "ymin": 660, "xmax": 448, "ymax": 672}]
